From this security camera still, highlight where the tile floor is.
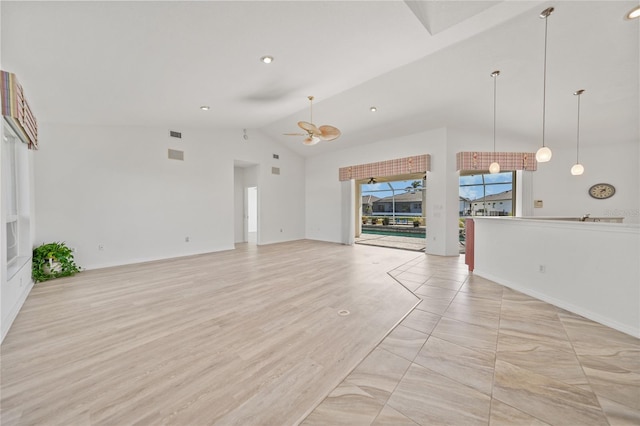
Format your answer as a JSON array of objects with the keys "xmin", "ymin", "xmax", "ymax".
[
  {"xmin": 302, "ymin": 254, "xmax": 640, "ymax": 425},
  {"xmin": 355, "ymin": 234, "xmax": 426, "ymax": 252}
]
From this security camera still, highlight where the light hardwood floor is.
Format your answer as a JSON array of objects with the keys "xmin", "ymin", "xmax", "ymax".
[
  {"xmin": 2, "ymin": 240, "xmax": 639, "ymax": 425},
  {"xmin": 0, "ymin": 240, "xmax": 420, "ymax": 425}
]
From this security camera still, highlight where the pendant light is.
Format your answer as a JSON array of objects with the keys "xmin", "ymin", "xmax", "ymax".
[
  {"xmin": 489, "ymin": 70, "xmax": 501, "ymax": 174},
  {"xmin": 536, "ymin": 7, "xmax": 554, "ymax": 163},
  {"xmin": 571, "ymin": 89, "xmax": 585, "ymax": 175}
]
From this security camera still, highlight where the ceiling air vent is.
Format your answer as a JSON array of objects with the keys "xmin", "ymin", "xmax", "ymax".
[
  {"xmin": 169, "ymin": 130, "xmax": 182, "ymax": 139},
  {"xmin": 168, "ymin": 149, "xmax": 184, "ymax": 161},
  {"xmin": 272, "ymin": 167, "xmax": 280, "ymax": 175}
]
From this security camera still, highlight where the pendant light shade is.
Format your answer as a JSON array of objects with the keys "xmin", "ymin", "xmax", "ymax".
[
  {"xmin": 571, "ymin": 163, "xmax": 584, "ymax": 176},
  {"xmin": 489, "ymin": 70, "xmax": 501, "ymax": 174},
  {"xmin": 571, "ymin": 89, "xmax": 585, "ymax": 176},
  {"xmin": 536, "ymin": 146, "xmax": 552, "ymax": 162},
  {"xmin": 536, "ymin": 7, "xmax": 554, "ymax": 163}
]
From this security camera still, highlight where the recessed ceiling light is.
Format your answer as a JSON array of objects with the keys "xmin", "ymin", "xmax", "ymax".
[
  {"xmin": 626, "ymin": 5, "xmax": 640, "ymax": 19},
  {"xmin": 370, "ymin": 106, "xmax": 377, "ymax": 112},
  {"xmin": 260, "ymin": 55, "xmax": 274, "ymax": 64},
  {"xmin": 200, "ymin": 106, "xmax": 210, "ymax": 111}
]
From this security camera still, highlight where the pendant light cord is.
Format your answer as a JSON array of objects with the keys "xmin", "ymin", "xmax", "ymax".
[
  {"xmin": 542, "ymin": 14, "xmax": 549, "ymax": 148},
  {"xmin": 493, "ymin": 73, "xmax": 498, "ymax": 156},
  {"xmin": 576, "ymin": 92, "xmax": 581, "ymax": 163},
  {"xmin": 493, "ymin": 72, "xmax": 497, "ymax": 156}
]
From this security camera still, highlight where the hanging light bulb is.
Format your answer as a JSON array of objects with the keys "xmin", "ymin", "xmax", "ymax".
[
  {"xmin": 489, "ymin": 70, "xmax": 501, "ymax": 174},
  {"xmin": 536, "ymin": 7, "xmax": 554, "ymax": 163},
  {"xmin": 571, "ymin": 163, "xmax": 584, "ymax": 176},
  {"xmin": 571, "ymin": 89, "xmax": 585, "ymax": 176}
]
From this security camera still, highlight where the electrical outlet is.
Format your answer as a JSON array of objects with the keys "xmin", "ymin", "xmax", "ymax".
[
  {"xmin": 185, "ymin": 236, "xmax": 190, "ymax": 242},
  {"xmin": 98, "ymin": 244, "xmax": 104, "ymax": 251},
  {"xmin": 538, "ymin": 264, "xmax": 546, "ymax": 273}
]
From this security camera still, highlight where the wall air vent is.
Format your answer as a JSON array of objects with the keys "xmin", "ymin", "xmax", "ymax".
[
  {"xmin": 273, "ymin": 154, "xmax": 279, "ymax": 159},
  {"xmin": 169, "ymin": 130, "xmax": 182, "ymax": 139},
  {"xmin": 168, "ymin": 149, "xmax": 184, "ymax": 161},
  {"xmin": 272, "ymin": 167, "xmax": 280, "ymax": 175}
]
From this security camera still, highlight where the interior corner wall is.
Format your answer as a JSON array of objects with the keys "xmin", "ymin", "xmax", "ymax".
[
  {"xmin": 257, "ymin": 152, "xmax": 305, "ymax": 246},
  {"xmin": 33, "ymin": 124, "xmax": 306, "ymax": 270},
  {"xmin": 305, "ymin": 128, "xmax": 457, "ymax": 255}
]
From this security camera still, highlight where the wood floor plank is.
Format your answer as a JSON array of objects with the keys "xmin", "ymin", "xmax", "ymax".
[{"xmin": 1, "ymin": 240, "xmax": 420, "ymax": 425}]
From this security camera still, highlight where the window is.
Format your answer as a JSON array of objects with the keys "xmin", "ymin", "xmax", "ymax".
[
  {"xmin": 3, "ymin": 120, "xmax": 30, "ymax": 276},
  {"xmin": 459, "ymin": 171, "xmax": 515, "ymax": 253},
  {"xmin": 459, "ymin": 171, "xmax": 514, "ymax": 217},
  {"xmin": 3, "ymin": 126, "xmax": 19, "ymax": 266}
]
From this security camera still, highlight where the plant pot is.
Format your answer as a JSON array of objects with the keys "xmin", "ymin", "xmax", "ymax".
[{"xmin": 42, "ymin": 260, "xmax": 62, "ymax": 275}]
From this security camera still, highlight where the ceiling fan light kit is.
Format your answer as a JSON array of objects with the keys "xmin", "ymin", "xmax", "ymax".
[{"xmin": 284, "ymin": 96, "xmax": 341, "ymax": 145}]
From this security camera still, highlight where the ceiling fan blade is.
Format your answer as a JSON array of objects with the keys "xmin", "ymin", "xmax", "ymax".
[
  {"xmin": 298, "ymin": 121, "xmax": 320, "ymax": 136},
  {"xmin": 318, "ymin": 125, "xmax": 341, "ymax": 141},
  {"xmin": 303, "ymin": 136, "xmax": 320, "ymax": 146},
  {"xmin": 283, "ymin": 132, "xmax": 307, "ymax": 136}
]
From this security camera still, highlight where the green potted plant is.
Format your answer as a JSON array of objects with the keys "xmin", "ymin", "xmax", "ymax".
[
  {"xmin": 371, "ymin": 217, "xmax": 378, "ymax": 225},
  {"xmin": 382, "ymin": 217, "xmax": 390, "ymax": 226},
  {"xmin": 32, "ymin": 242, "xmax": 81, "ymax": 283}
]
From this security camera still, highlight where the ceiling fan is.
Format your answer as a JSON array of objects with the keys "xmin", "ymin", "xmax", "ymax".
[{"xmin": 284, "ymin": 96, "xmax": 341, "ymax": 145}]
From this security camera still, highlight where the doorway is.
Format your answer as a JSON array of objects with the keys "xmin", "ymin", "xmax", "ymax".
[
  {"xmin": 234, "ymin": 162, "xmax": 259, "ymax": 245},
  {"xmin": 247, "ymin": 186, "xmax": 257, "ymax": 244},
  {"xmin": 356, "ymin": 173, "xmax": 426, "ymax": 252}
]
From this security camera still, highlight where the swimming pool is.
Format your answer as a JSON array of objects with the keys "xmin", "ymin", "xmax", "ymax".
[{"xmin": 362, "ymin": 229, "xmax": 426, "ymax": 239}]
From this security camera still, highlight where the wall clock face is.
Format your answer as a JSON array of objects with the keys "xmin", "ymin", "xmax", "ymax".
[{"xmin": 589, "ymin": 183, "xmax": 615, "ymax": 199}]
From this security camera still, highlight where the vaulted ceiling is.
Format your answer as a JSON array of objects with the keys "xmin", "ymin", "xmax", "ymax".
[{"xmin": 2, "ymin": 1, "xmax": 638, "ymax": 157}]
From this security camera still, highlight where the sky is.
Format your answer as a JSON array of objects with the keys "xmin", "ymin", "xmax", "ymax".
[
  {"xmin": 361, "ymin": 180, "xmax": 422, "ymax": 199},
  {"xmin": 361, "ymin": 173, "xmax": 513, "ymax": 201}
]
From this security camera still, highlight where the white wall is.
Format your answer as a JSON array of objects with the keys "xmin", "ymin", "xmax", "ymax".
[
  {"xmin": 33, "ymin": 124, "xmax": 305, "ymax": 270},
  {"xmin": 531, "ymin": 142, "xmax": 640, "ymax": 224},
  {"xmin": 448, "ymin": 127, "xmax": 640, "ymax": 224},
  {"xmin": 305, "ymin": 128, "xmax": 459, "ymax": 255},
  {"xmin": 424, "ymin": 128, "xmax": 460, "ymax": 256},
  {"xmin": 473, "ymin": 217, "xmax": 640, "ymax": 338},
  {"xmin": 258, "ymin": 153, "xmax": 305, "ymax": 245},
  {"xmin": 308, "ymin": 123, "xmax": 639, "ymax": 255}
]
